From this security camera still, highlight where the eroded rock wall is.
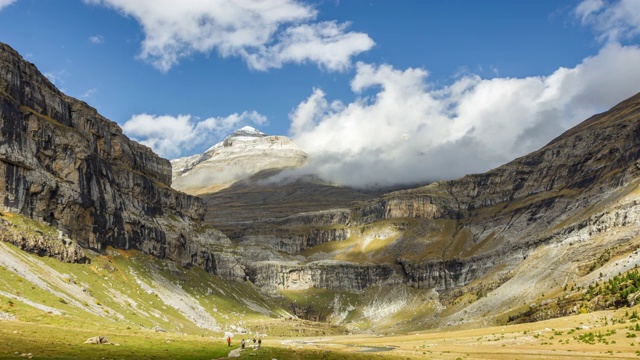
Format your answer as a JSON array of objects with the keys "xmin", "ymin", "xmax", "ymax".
[
  {"xmin": 247, "ymin": 260, "xmax": 404, "ymax": 292},
  {"xmin": 0, "ymin": 42, "xmax": 228, "ymax": 267}
]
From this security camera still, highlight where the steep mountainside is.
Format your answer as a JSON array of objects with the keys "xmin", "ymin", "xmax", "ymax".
[
  {"xmin": 171, "ymin": 126, "xmax": 307, "ymax": 195},
  {"xmin": 0, "ymin": 42, "xmax": 228, "ymax": 270},
  {"xmin": 4, "ymin": 40, "xmax": 640, "ymax": 334}
]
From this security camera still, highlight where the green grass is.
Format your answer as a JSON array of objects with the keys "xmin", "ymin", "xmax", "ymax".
[
  {"xmin": 5, "ymin": 239, "xmax": 640, "ymax": 359},
  {"xmin": 0, "ymin": 319, "xmax": 411, "ymax": 360},
  {"xmin": 0, "ymin": 320, "xmax": 229, "ymax": 360}
]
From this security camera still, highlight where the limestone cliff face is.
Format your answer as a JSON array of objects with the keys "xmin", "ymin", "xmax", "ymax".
[
  {"xmin": 0, "ymin": 43, "xmax": 228, "ymax": 266},
  {"xmin": 6, "ymin": 39, "xmax": 640, "ymax": 313},
  {"xmin": 247, "ymin": 261, "xmax": 404, "ymax": 292},
  {"xmin": 368, "ymin": 93, "xmax": 640, "ymax": 227}
]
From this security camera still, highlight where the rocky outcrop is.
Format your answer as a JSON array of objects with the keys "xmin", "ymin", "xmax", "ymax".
[
  {"xmin": 240, "ymin": 227, "xmax": 351, "ymax": 254},
  {"xmin": 231, "ymin": 209, "xmax": 353, "ymax": 254},
  {"xmin": 247, "ymin": 260, "xmax": 404, "ymax": 292},
  {"xmin": 0, "ymin": 42, "xmax": 228, "ymax": 266},
  {"xmin": 0, "ymin": 215, "xmax": 86, "ymax": 263}
]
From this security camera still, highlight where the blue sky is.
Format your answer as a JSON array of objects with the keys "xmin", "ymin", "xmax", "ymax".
[{"xmin": 1, "ymin": 0, "xmax": 640, "ymax": 188}]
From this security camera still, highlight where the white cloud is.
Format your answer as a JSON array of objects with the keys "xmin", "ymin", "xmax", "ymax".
[
  {"xmin": 85, "ymin": 0, "xmax": 374, "ymax": 72},
  {"xmin": 89, "ymin": 35, "xmax": 104, "ymax": 44},
  {"xmin": 288, "ymin": 43, "xmax": 640, "ymax": 188},
  {"xmin": 576, "ymin": 0, "xmax": 640, "ymax": 42},
  {"xmin": 81, "ymin": 88, "xmax": 97, "ymax": 98},
  {"xmin": 122, "ymin": 111, "xmax": 267, "ymax": 158},
  {"xmin": 242, "ymin": 21, "xmax": 375, "ymax": 71},
  {"xmin": 43, "ymin": 70, "xmax": 68, "ymax": 90},
  {"xmin": 0, "ymin": 0, "xmax": 16, "ymax": 11}
]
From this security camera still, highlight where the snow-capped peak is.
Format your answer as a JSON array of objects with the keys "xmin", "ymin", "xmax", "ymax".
[
  {"xmin": 229, "ymin": 126, "xmax": 267, "ymax": 138},
  {"xmin": 170, "ymin": 127, "xmax": 307, "ymax": 194},
  {"xmin": 240, "ymin": 125, "xmax": 259, "ymax": 132}
]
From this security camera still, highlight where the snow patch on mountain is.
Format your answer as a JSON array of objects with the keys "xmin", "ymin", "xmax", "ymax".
[{"xmin": 170, "ymin": 127, "xmax": 307, "ymax": 194}]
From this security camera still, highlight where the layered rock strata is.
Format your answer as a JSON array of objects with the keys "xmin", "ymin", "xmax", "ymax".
[
  {"xmin": 247, "ymin": 260, "xmax": 404, "ymax": 292},
  {"xmin": 355, "ymin": 93, "xmax": 640, "ymax": 290},
  {"xmin": 0, "ymin": 43, "xmax": 228, "ymax": 267}
]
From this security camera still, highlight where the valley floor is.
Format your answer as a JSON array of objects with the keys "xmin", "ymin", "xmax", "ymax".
[{"xmin": 3, "ymin": 308, "xmax": 640, "ymax": 359}]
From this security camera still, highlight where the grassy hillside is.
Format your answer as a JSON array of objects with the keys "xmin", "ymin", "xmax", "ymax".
[{"xmin": 4, "ymin": 209, "xmax": 640, "ymax": 358}]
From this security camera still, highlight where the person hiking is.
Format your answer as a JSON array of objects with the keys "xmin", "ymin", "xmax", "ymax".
[
  {"xmin": 227, "ymin": 336, "xmax": 231, "ymax": 347},
  {"xmin": 241, "ymin": 338, "xmax": 245, "ymax": 349},
  {"xmin": 252, "ymin": 337, "xmax": 256, "ymax": 347},
  {"xmin": 257, "ymin": 338, "xmax": 261, "ymax": 348}
]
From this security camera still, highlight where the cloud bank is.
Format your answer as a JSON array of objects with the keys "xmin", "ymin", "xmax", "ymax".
[
  {"xmin": 288, "ymin": 43, "xmax": 640, "ymax": 188},
  {"xmin": 114, "ymin": 0, "xmax": 640, "ymax": 190},
  {"xmin": 85, "ymin": 0, "xmax": 374, "ymax": 72},
  {"xmin": 122, "ymin": 111, "xmax": 267, "ymax": 158},
  {"xmin": 278, "ymin": 0, "xmax": 640, "ymax": 189}
]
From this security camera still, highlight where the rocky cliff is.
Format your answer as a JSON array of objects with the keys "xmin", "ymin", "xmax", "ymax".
[{"xmin": 0, "ymin": 42, "xmax": 228, "ymax": 267}]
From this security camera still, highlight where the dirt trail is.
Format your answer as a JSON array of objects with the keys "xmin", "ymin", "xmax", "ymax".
[{"xmin": 227, "ymin": 348, "xmax": 243, "ymax": 357}]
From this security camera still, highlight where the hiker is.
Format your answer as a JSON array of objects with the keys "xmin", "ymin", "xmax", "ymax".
[
  {"xmin": 241, "ymin": 338, "xmax": 245, "ymax": 349},
  {"xmin": 258, "ymin": 338, "xmax": 261, "ymax": 348},
  {"xmin": 252, "ymin": 337, "xmax": 256, "ymax": 347},
  {"xmin": 227, "ymin": 336, "xmax": 231, "ymax": 347}
]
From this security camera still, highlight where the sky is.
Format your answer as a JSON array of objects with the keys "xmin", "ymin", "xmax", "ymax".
[{"xmin": 1, "ymin": 0, "xmax": 640, "ymax": 188}]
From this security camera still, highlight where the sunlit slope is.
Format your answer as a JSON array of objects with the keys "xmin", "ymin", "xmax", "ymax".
[{"xmin": 0, "ymin": 213, "xmax": 348, "ymax": 338}]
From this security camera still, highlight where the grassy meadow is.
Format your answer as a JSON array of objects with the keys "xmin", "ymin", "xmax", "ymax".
[{"xmin": 4, "ymin": 307, "xmax": 640, "ymax": 359}]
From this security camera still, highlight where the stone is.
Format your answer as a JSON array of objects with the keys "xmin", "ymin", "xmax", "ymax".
[{"xmin": 84, "ymin": 336, "xmax": 110, "ymax": 344}]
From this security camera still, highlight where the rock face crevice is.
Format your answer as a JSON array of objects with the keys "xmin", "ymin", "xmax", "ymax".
[{"xmin": 0, "ymin": 42, "xmax": 227, "ymax": 267}]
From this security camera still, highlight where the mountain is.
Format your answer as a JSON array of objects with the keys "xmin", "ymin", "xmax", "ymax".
[
  {"xmin": 170, "ymin": 126, "xmax": 307, "ymax": 195},
  {"xmin": 3, "ymin": 40, "xmax": 640, "ymax": 337}
]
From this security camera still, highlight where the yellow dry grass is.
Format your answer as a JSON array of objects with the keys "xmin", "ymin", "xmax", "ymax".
[{"xmin": 268, "ymin": 307, "xmax": 640, "ymax": 359}]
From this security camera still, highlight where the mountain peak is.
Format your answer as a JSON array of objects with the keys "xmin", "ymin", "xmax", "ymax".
[
  {"xmin": 229, "ymin": 126, "xmax": 267, "ymax": 138},
  {"xmin": 171, "ymin": 128, "xmax": 307, "ymax": 194}
]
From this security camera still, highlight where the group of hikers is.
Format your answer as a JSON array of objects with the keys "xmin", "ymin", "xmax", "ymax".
[{"xmin": 226, "ymin": 335, "xmax": 261, "ymax": 349}]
